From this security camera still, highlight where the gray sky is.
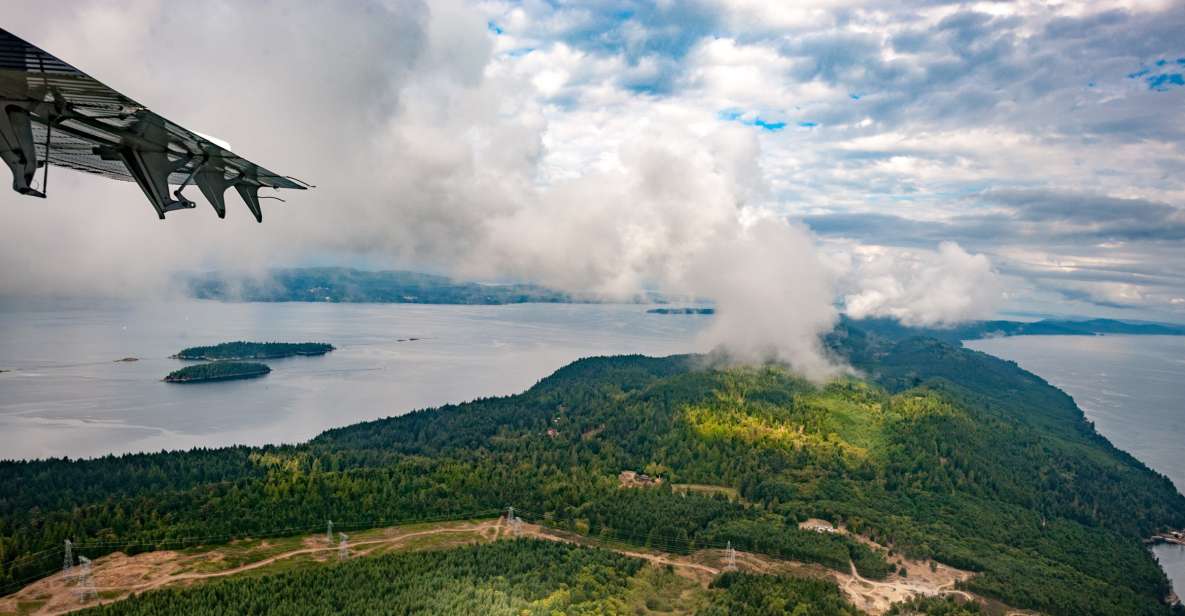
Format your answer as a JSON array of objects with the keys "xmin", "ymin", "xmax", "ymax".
[{"xmin": 2, "ymin": 0, "xmax": 1184, "ymax": 326}]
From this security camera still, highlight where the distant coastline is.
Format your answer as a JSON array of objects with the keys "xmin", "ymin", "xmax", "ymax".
[
  {"xmin": 845, "ymin": 316, "xmax": 1185, "ymax": 345},
  {"xmin": 185, "ymin": 267, "xmax": 602, "ymax": 305},
  {"xmin": 647, "ymin": 307, "xmax": 715, "ymax": 315}
]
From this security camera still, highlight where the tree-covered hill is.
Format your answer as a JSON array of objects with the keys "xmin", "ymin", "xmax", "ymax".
[{"xmin": 2, "ymin": 330, "xmax": 1183, "ymax": 615}]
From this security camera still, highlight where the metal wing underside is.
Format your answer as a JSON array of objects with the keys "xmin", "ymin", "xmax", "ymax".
[{"xmin": 0, "ymin": 28, "xmax": 307, "ymax": 221}]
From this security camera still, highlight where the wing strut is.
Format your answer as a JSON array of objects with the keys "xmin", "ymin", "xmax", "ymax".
[{"xmin": 113, "ymin": 146, "xmax": 196, "ymax": 219}]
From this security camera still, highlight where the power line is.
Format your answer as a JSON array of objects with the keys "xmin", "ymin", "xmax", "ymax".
[{"xmin": 4, "ymin": 507, "xmax": 822, "ymax": 598}]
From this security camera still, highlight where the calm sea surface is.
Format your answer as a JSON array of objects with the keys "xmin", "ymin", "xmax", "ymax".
[
  {"xmin": 966, "ymin": 335, "xmax": 1185, "ymax": 601},
  {"xmin": 0, "ymin": 299, "xmax": 710, "ymax": 460}
]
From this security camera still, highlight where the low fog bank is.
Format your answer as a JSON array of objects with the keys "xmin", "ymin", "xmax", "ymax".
[{"xmin": 0, "ymin": 1, "xmax": 1003, "ymax": 379}]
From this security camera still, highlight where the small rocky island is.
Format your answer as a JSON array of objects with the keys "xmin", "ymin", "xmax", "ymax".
[
  {"xmin": 173, "ymin": 341, "xmax": 334, "ymax": 361},
  {"xmin": 164, "ymin": 361, "xmax": 271, "ymax": 383}
]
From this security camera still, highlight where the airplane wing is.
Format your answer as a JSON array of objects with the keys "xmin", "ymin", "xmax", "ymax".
[{"xmin": 0, "ymin": 28, "xmax": 309, "ymax": 222}]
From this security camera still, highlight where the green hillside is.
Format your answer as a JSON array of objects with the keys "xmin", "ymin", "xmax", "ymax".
[{"xmin": 2, "ymin": 332, "xmax": 1182, "ymax": 615}]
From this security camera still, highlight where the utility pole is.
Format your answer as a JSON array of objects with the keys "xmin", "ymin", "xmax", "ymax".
[
  {"xmin": 75, "ymin": 555, "xmax": 97, "ymax": 603},
  {"xmin": 725, "ymin": 541, "xmax": 737, "ymax": 571},
  {"xmin": 63, "ymin": 539, "xmax": 73, "ymax": 574},
  {"xmin": 338, "ymin": 533, "xmax": 349, "ymax": 561},
  {"xmin": 326, "ymin": 519, "xmax": 333, "ymax": 543}
]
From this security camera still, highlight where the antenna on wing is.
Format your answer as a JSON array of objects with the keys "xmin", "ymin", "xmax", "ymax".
[{"xmin": 285, "ymin": 175, "xmax": 316, "ymax": 189}]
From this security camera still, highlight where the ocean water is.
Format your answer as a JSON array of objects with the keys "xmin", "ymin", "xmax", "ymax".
[
  {"xmin": 0, "ymin": 299, "xmax": 710, "ymax": 460},
  {"xmin": 966, "ymin": 335, "xmax": 1185, "ymax": 602}
]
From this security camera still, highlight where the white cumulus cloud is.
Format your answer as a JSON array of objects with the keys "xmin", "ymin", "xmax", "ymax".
[{"xmin": 841, "ymin": 242, "xmax": 1003, "ymax": 326}]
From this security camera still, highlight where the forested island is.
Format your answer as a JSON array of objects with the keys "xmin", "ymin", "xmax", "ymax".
[
  {"xmin": 648, "ymin": 307, "xmax": 716, "ymax": 315},
  {"xmin": 163, "ymin": 361, "xmax": 271, "ymax": 383},
  {"xmin": 174, "ymin": 341, "xmax": 334, "ymax": 361},
  {"xmin": 3, "ymin": 324, "xmax": 1184, "ymax": 615}
]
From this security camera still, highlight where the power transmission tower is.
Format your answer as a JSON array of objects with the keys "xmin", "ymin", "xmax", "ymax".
[
  {"xmin": 724, "ymin": 541, "xmax": 737, "ymax": 571},
  {"xmin": 326, "ymin": 519, "xmax": 333, "ymax": 543},
  {"xmin": 63, "ymin": 539, "xmax": 73, "ymax": 574},
  {"xmin": 75, "ymin": 555, "xmax": 97, "ymax": 603},
  {"xmin": 506, "ymin": 506, "xmax": 521, "ymax": 537},
  {"xmin": 338, "ymin": 533, "xmax": 349, "ymax": 561}
]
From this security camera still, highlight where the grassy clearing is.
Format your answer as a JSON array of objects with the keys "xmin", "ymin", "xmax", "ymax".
[
  {"xmin": 229, "ymin": 552, "xmax": 324, "ymax": 581},
  {"xmin": 670, "ymin": 484, "xmax": 741, "ymax": 501},
  {"xmin": 176, "ymin": 535, "xmax": 307, "ymax": 575},
  {"xmin": 368, "ymin": 529, "xmax": 487, "ymax": 555},
  {"xmin": 0, "ymin": 598, "xmax": 45, "ymax": 616},
  {"xmin": 623, "ymin": 563, "xmax": 711, "ymax": 614}
]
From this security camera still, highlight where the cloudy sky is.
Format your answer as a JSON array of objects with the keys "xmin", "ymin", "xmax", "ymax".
[{"xmin": 3, "ymin": 0, "xmax": 1184, "ymax": 329}]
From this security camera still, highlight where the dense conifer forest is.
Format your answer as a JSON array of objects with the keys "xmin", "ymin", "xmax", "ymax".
[{"xmin": 2, "ymin": 326, "xmax": 1183, "ymax": 614}]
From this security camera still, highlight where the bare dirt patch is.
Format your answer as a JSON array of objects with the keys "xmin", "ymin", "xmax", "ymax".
[
  {"xmin": 0, "ymin": 520, "xmax": 498, "ymax": 616},
  {"xmin": 2, "ymin": 518, "xmax": 999, "ymax": 616}
]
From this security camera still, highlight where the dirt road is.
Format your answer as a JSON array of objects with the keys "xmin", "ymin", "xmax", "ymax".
[
  {"xmin": 0, "ymin": 520, "xmax": 498, "ymax": 616},
  {"xmin": 1, "ymin": 517, "xmax": 989, "ymax": 616}
]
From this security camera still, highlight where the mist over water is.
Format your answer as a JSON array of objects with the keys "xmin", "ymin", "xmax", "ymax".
[{"xmin": 0, "ymin": 300, "xmax": 709, "ymax": 461}]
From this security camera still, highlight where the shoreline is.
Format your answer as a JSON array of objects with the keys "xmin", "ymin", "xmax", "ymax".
[{"xmin": 1149, "ymin": 533, "xmax": 1185, "ymax": 547}]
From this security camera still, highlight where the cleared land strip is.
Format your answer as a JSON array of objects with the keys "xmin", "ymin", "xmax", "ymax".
[{"xmin": 1, "ymin": 517, "xmax": 996, "ymax": 616}]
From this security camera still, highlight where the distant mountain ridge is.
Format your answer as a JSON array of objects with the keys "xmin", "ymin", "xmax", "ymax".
[
  {"xmin": 844, "ymin": 316, "xmax": 1185, "ymax": 345},
  {"xmin": 185, "ymin": 269, "xmax": 1185, "ymax": 341},
  {"xmin": 185, "ymin": 267, "xmax": 585, "ymax": 305}
]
